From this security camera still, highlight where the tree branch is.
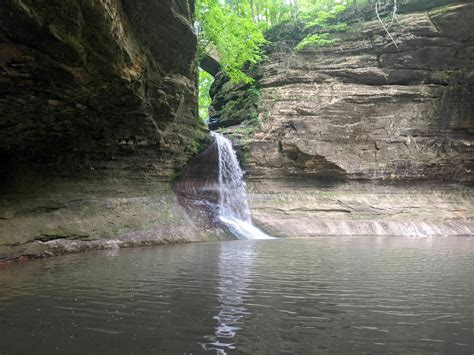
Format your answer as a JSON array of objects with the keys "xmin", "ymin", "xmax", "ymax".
[{"xmin": 376, "ymin": 1, "xmax": 399, "ymax": 50}]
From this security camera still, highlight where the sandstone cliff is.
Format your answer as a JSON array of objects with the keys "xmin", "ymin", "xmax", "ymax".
[
  {"xmin": 212, "ymin": 3, "xmax": 473, "ymax": 182},
  {"xmin": 1, "ymin": 2, "xmax": 473, "ymax": 259},
  {"xmin": 0, "ymin": 0, "xmax": 206, "ymax": 175},
  {"xmin": 208, "ymin": 3, "xmax": 473, "ymax": 237},
  {"xmin": 0, "ymin": 0, "xmax": 226, "ymax": 260}
]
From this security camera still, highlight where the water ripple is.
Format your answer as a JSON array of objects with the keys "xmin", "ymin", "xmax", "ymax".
[{"xmin": 0, "ymin": 237, "xmax": 473, "ymax": 354}]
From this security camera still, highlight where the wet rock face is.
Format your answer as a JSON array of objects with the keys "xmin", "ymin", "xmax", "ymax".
[
  {"xmin": 0, "ymin": 0, "xmax": 204, "ymax": 177},
  {"xmin": 174, "ymin": 138, "xmax": 221, "ymax": 224},
  {"xmin": 0, "ymin": 180, "xmax": 230, "ymax": 261},
  {"xmin": 248, "ymin": 181, "xmax": 474, "ymax": 238},
  {"xmin": 212, "ymin": 3, "xmax": 474, "ymax": 182}
]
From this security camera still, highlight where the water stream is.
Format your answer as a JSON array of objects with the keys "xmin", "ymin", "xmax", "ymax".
[{"xmin": 211, "ymin": 132, "xmax": 272, "ymax": 240}]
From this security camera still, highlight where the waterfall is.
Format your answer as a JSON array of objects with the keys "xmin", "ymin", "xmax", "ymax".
[{"xmin": 212, "ymin": 132, "xmax": 273, "ymax": 240}]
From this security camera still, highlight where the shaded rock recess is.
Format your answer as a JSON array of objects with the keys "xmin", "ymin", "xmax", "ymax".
[{"xmin": 0, "ymin": 0, "xmax": 228, "ymax": 261}]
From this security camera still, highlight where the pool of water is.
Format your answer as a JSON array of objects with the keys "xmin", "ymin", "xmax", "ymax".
[{"xmin": 1, "ymin": 237, "xmax": 473, "ymax": 354}]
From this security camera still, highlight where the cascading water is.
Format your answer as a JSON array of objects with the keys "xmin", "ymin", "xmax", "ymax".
[{"xmin": 211, "ymin": 132, "xmax": 273, "ymax": 240}]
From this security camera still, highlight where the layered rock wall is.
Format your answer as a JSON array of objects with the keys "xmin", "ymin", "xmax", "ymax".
[
  {"xmin": 0, "ymin": 0, "xmax": 205, "ymax": 177},
  {"xmin": 213, "ymin": 3, "xmax": 474, "ymax": 182},
  {"xmin": 208, "ymin": 3, "xmax": 473, "ymax": 237},
  {"xmin": 0, "ymin": 0, "xmax": 225, "ymax": 260},
  {"xmin": 248, "ymin": 181, "xmax": 474, "ymax": 237}
]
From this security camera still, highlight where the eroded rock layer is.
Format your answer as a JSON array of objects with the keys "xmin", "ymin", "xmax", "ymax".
[
  {"xmin": 0, "ymin": 180, "xmax": 227, "ymax": 260},
  {"xmin": 0, "ymin": 0, "xmax": 206, "ymax": 176},
  {"xmin": 0, "ymin": 0, "xmax": 223, "ymax": 260},
  {"xmin": 213, "ymin": 3, "xmax": 474, "ymax": 181},
  {"xmin": 248, "ymin": 181, "xmax": 474, "ymax": 237}
]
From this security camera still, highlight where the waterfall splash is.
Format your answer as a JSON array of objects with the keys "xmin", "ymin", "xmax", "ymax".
[{"xmin": 212, "ymin": 132, "xmax": 273, "ymax": 240}]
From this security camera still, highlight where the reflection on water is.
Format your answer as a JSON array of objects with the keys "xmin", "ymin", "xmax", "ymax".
[
  {"xmin": 0, "ymin": 237, "xmax": 473, "ymax": 354},
  {"xmin": 203, "ymin": 242, "xmax": 255, "ymax": 353}
]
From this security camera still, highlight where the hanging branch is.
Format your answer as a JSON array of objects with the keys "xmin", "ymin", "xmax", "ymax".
[
  {"xmin": 388, "ymin": 0, "xmax": 399, "ymax": 28},
  {"xmin": 375, "ymin": 0, "xmax": 399, "ymax": 50}
]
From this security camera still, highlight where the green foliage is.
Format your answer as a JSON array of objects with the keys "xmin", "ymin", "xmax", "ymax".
[
  {"xmin": 329, "ymin": 22, "xmax": 349, "ymax": 32},
  {"xmin": 247, "ymin": 86, "xmax": 262, "ymax": 98},
  {"xmin": 295, "ymin": 33, "xmax": 336, "ymax": 50},
  {"xmin": 301, "ymin": 4, "xmax": 346, "ymax": 27},
  {"xmin": 196, "ymin": 0, "xmax": 266, "ymax": 83},
  {"xmin": 198, "ymin": 69, "xmax": 214, "ymax": 121},
  {"xmin": 295, "ymin": 3, "xmax": 347, "ymax": 51},
  {"xmin": 196, "ymin": 0, "xmax": 362, "ymax": 126},
  {"xmin": 169, "ymin": 169, "xmax": 182, "ymax": 182},
  {"xmin": 196, "ymin": 1, "xmax": 361, "ymax": 81},
  {"xmin": 233, "ymin": 107, "xmax": 261, "ymax": 141}
]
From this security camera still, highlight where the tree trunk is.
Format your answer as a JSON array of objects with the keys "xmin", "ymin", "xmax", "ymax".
[
  {"xmin": 249, "ymin": 0, "xmax": 256, "ymax": 22},
  {"xmin": 265, "ymin": 0, "xmax": 270, "ymax": 26},
  {"xmin": 293, "ymin": 0, "xmax": 299, "ymax": 21}
]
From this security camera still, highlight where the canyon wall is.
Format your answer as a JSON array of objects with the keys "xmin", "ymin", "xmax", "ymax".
[
  {"xmin": 0, "ymin": 0, "xmax": 227, "ymax": 260},
  {"xmin": 1, "ymin": 0, "xmax": 206, "ymax": 175},
  {"xmin": 210, "ymin": 3, "xmax": 473, "ymax": 237},
  {"xmin": 1, "ymin": 1, "xmax": 472, "ymax": 259},
  {"xmin": 212, "ymin": 3, "xmax": 473, "ymax": 182}
]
